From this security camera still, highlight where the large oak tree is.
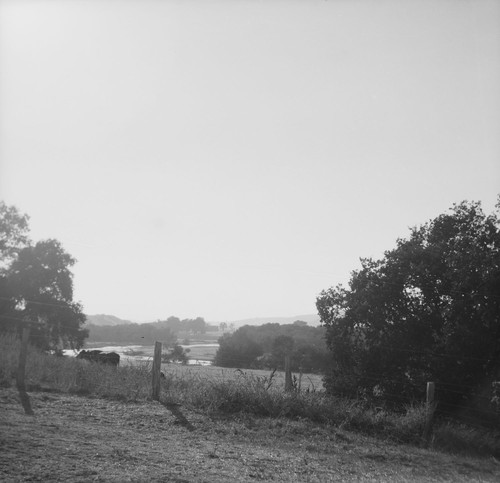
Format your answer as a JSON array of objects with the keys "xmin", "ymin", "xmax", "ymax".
[{"xmin": 317, "ymin": 199, "xmax": 500, "ymax": 411}]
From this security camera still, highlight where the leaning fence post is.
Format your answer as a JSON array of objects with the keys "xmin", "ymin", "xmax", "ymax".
[
  {"xmin": 17, "ymin": 326, "xmax": 34, "ymax": 415},
  {"xmin": 284, "ymin": 355, "xmax": 293, "ymax": 392},
  {"xmin": 422, "ymin": 381, "xmax": 436, "ymax": 446},
  {"xmin": 151, "ymin": 341, "xmax": 162, "ymax": 401}
]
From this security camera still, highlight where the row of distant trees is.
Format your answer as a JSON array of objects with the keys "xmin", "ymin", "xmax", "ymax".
[
  {"xmin": 156, "ymin": 316, "xmax": 217, "ymax": 335},
  {"xmin": 86, "ymin": 316, "xmax": 214, "ymax": 346},
  {"xmin": 214, "ymin": 321, "xmax": 330, "ymax": 373}
]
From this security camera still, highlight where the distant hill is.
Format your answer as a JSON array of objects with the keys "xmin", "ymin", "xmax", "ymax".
[
  {"xmin": 85, "ymin": 314, "xmax": 133, "ymax": 326},
  {"xmin": 219, "ymin": 314, "xmax": 321, "ymax": 328}
]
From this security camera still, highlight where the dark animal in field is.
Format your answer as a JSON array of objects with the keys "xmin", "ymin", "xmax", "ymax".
[{"xmin": 76, "ymin": 350, "xmax": 120, "ymax": 366}]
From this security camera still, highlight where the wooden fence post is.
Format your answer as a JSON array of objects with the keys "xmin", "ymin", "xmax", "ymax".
[
  {"xmin": 422, "ymin": 381, "xmax": 436, "ymax": 446},
  {"xmin": 151, "ymin": 341, "xmax": 162, "ymax": 401},
  {"xmin": 17, "ymin": 326, "xmax": 34, "ymax": 415},
  {"xmin": 284, "ymin": 355, "xmax": 293, "ymax": 392}
]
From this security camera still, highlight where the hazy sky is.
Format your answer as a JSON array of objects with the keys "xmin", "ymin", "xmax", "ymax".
[{"xmin": 1, "ymin": 0, "xmax": 499, "ymax": 322}]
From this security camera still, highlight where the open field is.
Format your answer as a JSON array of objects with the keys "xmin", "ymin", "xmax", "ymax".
[
  {"xmin": 161, "ymin": 364, "xmax": 324, "ymax": 393},
  {"xmin": 2, "ymin": 387, "xmax": 500, "ymax": 482}
]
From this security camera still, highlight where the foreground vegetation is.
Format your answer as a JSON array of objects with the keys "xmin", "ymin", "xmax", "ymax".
[
  {"xmin": 2, "ymin": 334, "xmax": 499, "ymax": 460},
  {"xmin": 5, "ymin": 389, "xmax": 499, "ymax": 483}
]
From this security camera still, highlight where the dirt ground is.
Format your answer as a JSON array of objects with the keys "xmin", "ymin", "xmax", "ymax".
[{"xmin": 1, "ymin": 388, "xmax": 499, "ymax": 482}]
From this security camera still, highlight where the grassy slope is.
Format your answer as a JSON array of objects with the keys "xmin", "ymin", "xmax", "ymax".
[
  {"xmin": 2, "ymin": 333, "xmax": 500, "ymax": 482},
  {"xmin": 1, "ymin": 388, "xmax": 499, "ymax": 482}
]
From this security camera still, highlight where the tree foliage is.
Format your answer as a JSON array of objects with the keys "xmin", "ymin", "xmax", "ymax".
[
  {"xmin": 317, "ymin": 199, "xmax": 500, "ymax": 410},
  {"xmin": 0, "ymin": 202, "xmax": 87, "ymax": 351},
  {"xmin": 214, "ymin": 328, "xmax": 264, "ymax": 368},
  {"xmin": 214, "ymin": 323, "xmax": 330, "ymax": 372}
]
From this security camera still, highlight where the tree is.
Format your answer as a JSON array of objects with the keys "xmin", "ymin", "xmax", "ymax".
[
  {"xmin": 186, "ymin": 317, "xmax": 206, "ymax": 334},
  {"xmin": 0, "ymin": 203, "xmax": 88, "ymax": 351},
  {"xmin": 317, "ymin": 199, "xmax": 500, "ymax": 410},
  {"xmin": 213, "ymin": 323, "xmax": 330, "ymax": 372},
  {"xmin": 214, "ymin": 328, "xmax": 263, "ymax": 368},
  {"xmin": 157, "ymin": 316, "xmax": 182, "ymax": 332}
]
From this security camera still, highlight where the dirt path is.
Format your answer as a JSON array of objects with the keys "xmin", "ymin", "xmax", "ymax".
[{"xmin": 1, "ymin": 388, "xmax": 499, "ymax": 482}]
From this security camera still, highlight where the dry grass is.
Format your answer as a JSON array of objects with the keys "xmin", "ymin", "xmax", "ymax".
[
  {"xmin": 3, "ymin": 387, "xmax": 500, "ymax": 482},
  {"xmin": 160, "ymin": 364, "xmax": 324, "ymax": 392},
  {"xmin": 0, "ymin": 333, "xmax": 152, "ymax": 400},
  {"xmin": 163, "ymin": 367, "xmax": 430, "ymax": 446},
  {"xmin": 2, "ymin": 333, "xmax": 499, "ymax": 459}
]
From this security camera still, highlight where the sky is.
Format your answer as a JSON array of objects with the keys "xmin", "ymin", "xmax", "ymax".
[{"xmin": 1, "ymin": 0, "xmax": 499, "ymax": 323}]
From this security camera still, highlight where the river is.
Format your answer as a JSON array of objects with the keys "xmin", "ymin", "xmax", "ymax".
[{"xmin": 64, "ymin": 343, "xmax": 219, "ymax": 366}]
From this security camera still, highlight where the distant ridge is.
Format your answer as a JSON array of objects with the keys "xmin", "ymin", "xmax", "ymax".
[{"xmin": 86, "ymin": 314, "xmax": 133, "ymax": 326}]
